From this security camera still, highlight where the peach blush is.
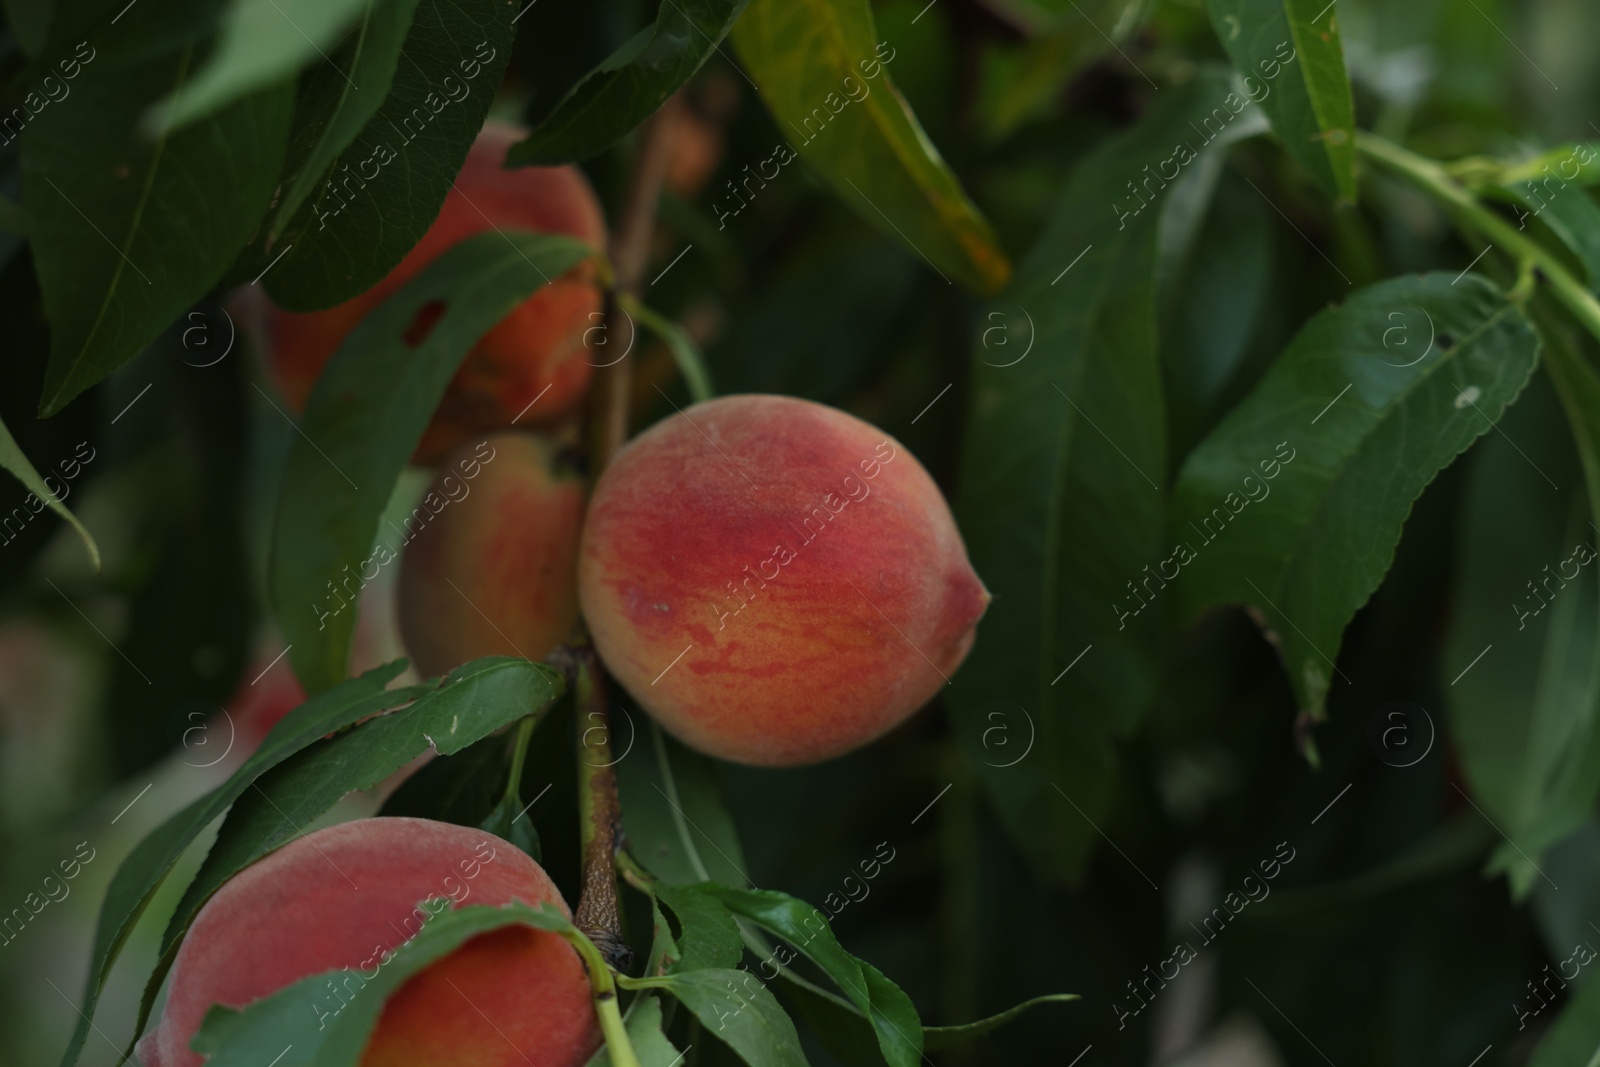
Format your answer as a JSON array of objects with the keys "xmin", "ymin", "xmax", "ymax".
[{"xmin": 579, "ymin": 394, "xmax": 988, "ymax": 766}]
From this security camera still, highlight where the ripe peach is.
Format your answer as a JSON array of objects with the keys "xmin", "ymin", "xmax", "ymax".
[
  {"xmin": 265, "ymin": 121, "xmax": 607, "ymax": 464},
  {"xmin": 578, "ymin": 395, "xmax": 988, "ymax": 766},
  {"xmin": 398, "ymin": 432, "xmax": 586, "ymax": 677},
  {"xmin": 137, "ymin": 817, "xmax": 599, "ymax": 1067}
]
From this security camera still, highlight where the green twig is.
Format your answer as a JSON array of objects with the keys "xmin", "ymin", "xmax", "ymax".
[
  {"xmin": 1355, "ymin": 131, "xmax": 1600, "ymax": 341},
  {"xmin": 562, "ymin": 925, "xmax": 642, "ymax": 1067}
]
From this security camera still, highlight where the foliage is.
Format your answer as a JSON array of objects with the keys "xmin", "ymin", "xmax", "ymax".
[{"xmin": 5, "ymin": 0, "xmax": 1600, "ymax": 1064}]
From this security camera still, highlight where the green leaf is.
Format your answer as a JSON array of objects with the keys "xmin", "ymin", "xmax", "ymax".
[
  {"xmin": 626, "ymin": 968, "xmax": 808, "ymax": 1067},
  {"xmin": 1446, "ymin": 341, "xmax": 1600, "ymax": 899},
  {"xmin": 24, "ymin": 20, "xmax": 292, "ymax": 415},
  {"xmin": 147, "ymin": 0, "xmax": 371, "ymax": 134},
  {"xmin": 584, "ymin": 994, "xmax": 685, "ymax": 1066},
  {"xmin": 1, "ymin": 0, "xmax": 53, "ymax": 54},
  {"xmin": 1159, "ymin": 167, "xmax": 1274, "ymax": 458},
  {"xmin": 1530, "ymin": 958, "xmax": 1600, "ymax": 1066},
  {"xmin": 191, "ymin": 900, "xmax": 579, "ymax": 1066},
  {"xmin": 0, "ymin": 413, "xmax": 98, "ymax": 569},
  {"xmin": 152, "ymin": 658, "xmax": 562, "ymax": 1005},
  {"xmin": 267, "ymin": 0, "xmax": 422, "ymax": 239},
  {"xmin": 259, "ymin": 0, "xmax": 516, "ymax": 311},
  {"xmin": 621, "ymin": 293, "xmax": 716, "ymax": 403},
  {"xmin": 1206, "ymin": 0, "xmax": 1357, "ymax": 200},
  {"xmin": 54, "ymin": 661, "xmax": 420, "ymax": 1067},
  {"xmin": 656, "ymin": 883, "xmax": 744, "ymax": 973},
  {"xmin": 701, "ymin": 885, "xmax": 921, "ymax": 1067},
  {"xmin": 618, "ymin": 722, "xmax": 751, "ymax": 887},
  {"xmin": 921, "ymin": 994, "xmax": 1079, "ymax": 1050},
  {"xmin": 267, "ymin": 231, "xmax": 592, "ymax": 693},
  {"xmin": 949, "ymin": 67, "xmax": 1263, "ymax": 882},
  {"xmin": 1501, "ymin": 179, "xmax": 1600, "ymax": 294},
  {"xmin": 730, "ymin": 0, "xmax": 1011, "ymax": 294},
  {"xmin": 974, "ymin": 0, "xmax": 1155, "ymax": 142},
  {"xmin": 1172, "ymin": 273, "xmax": 1540, "ymax": 718},
  {"xmin": 506, "ymin": 0, "xmax": 751, "ymax": 165}
]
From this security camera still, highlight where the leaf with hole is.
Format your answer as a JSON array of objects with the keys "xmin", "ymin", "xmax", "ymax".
[{"xmin": 267, "ymin": 231, "xmax": 592, "ymax": 694}]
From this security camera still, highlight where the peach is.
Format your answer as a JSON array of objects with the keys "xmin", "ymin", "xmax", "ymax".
[
  {"xmin": 578, "ymin": 395, "xmax": 988, "ymax": 766},
  {"xmin": 138, "ymin": 818, "xmax": 599, "ymax": 1067},
  {"xmin": 398, "ymin": 432, "xmax": 586, "ymax": 677},
  {"xmin": 265, "ymin": 121, "xmax": 607, "ymax": 464}
]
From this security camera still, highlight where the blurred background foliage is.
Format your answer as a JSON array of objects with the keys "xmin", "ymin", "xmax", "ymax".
[{"xmin": 3, "ymin": 0, "xmax": 1600, "ymax": 1062}]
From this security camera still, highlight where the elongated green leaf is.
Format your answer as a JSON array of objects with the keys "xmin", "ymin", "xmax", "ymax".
[
  {"xmin": 1173, "ymin": 273, "xmax": 1540, "ymax": 718},
  {"xmin": 627, "ymin": 969, "xmax": 808, "ymax": 1067},
  {"xmin": 1207, "ymin": 0, "xmax": 1356, "ymax": 200},
  {"xmin": 950, "ymin": 67, "xmax": 1264, "ymax": 882},
  {"xmin": 55, "ymin": 662, "xmax": 421, "ymax": 1067},
  {"xmin": 148, "ymin": 0, "xmax": 371, "ymax": 133},
  {"xmin": 25, "ymin": 18, "xmax": 292, "ymax": 415},
  {"xmin": 268, "ymin": 0, "xmax": 422, "ymax": 239},
  {"xmin": 145, "ymin": 657, "xmax": 563, "ymax": 1035},
  {"xmin": 507, "ymin": 0, "xmax": 750, "ymax": 165},
  {"xmin": 731, "ymin": 0, "xmax": 1010, "ymax": 293},
  {"xmin": 191, "ymin": 900, "xmax": 578, "ymax": 1066},
  {"xmin": 656, "ymin": 884, "xmax": 744, "ymax": 973},
  {"xmin": 260, "ymin": 0, "xmax": 516, "ymax": 311},
  {"xmin": 268, "ymin": 231, "xmax": 592, "ymax": 693},
  {"xmin": 704, "ymin": 885, "xmax": 922, "ymax": 1067},
  {"xmin": 922, "ymin": 994, "xmax": 1079, "ymax": 1050},
  {"xmin": 617, "ymin": 722, "xmax": 750, "ymax": 886},
  {"xmin": 585, "ymin": 995, "xmax": 684, "ymax": 1066},
  {"xmin": 1446, "ymin": 344, "xmax": 1600, "ymax": 898},
  {"xmin": 0, "ymin": 414, "xmax": 98, "ymax": 569}
]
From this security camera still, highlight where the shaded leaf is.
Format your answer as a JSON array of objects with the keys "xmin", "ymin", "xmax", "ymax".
[
  {"xmin": 626, "ymin": 968, "xmax": 808, "ymax": 1067},
  {"xmin": 702, "ymin": 885, "xmax": 921, "ymax": 1067},
  {"xmin": 148, "ymin": 0, "xmax": 371, "ymax": 133},
  {"xmin": 731, "ymin": 0, "xmax": 1010, "ymax": 293},
  {"xmin": 24, "ymin": 15, "xmax": 292, "ymax": 415},
  {"xmin": 950, "ymin": 67, "xmax": 1263, "ymax": 882},
  {"xmin": 1207, "ymin": 0, "xmax": 1357, "ymax": 200},
  {"xmin": 507, "ymin": 0, "xmax": 750, "ymax": 165},
  {"xmin": 618, "ymin": 722, "xmax": 750, "ymax": 887},
  {"xmin": 1173, "ymin": 273, "xmax": 1540, "ymax": 718},
  {"xmin": 1500, "ymin": 177, "xmax": 1600, "ymax": 294},
  {"xmin": 655, "ymin": 883, "xmax": 744, "ymax": 973},
  {"xmin": 259, "ymin": 0, "xmax": 517, "ymax": 311},
  {"xmin": 1445, "ymin": 339, "xmax": 1600, "ymax": 898},
  {"xmin": 267, "ymin": 231, "xmax": 592, "ymax": 693},
  {"xmin": 267, "ymin": 0, "xmax": 423, "ymax": 240},
  {"xmin": 54, "ymin": 662, "xmax": 421, "ymax": 1067},
  {"xmin": 0, "ymin": 412, "xmax": 97, "ymax": 569},
  {"xmin": 621, "ymin": 293, "xmax": 716, "ymax": 403}
]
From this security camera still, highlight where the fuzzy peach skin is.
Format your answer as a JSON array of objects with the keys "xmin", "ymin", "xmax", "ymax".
[
  {"xmin": 578, "ymin": 394, "xmax": 989, "ymax": 766},
  {"xmin": 137, "ymin": 818, "xmax": 599, "ymax": 1067},
  {"xmin": 265, "ymin": 121, "xmax": 606, "ymax": 465},
  {"xmin": 399, "ymin": 432, "xmax": 586, "ymax": 677}
]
